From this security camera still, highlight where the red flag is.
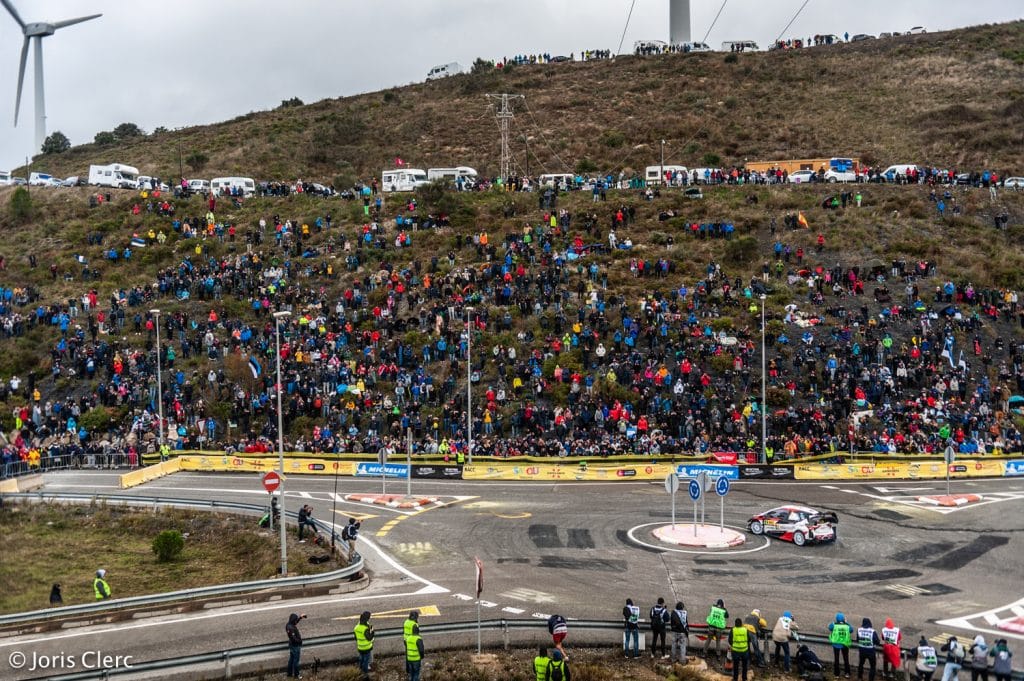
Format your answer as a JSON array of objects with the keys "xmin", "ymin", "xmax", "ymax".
[
  {"xmin": 797, "ymin": 211, "xmax": 809, "ymax": 229},
  {"xmin": 395, "ymin": 157, "xmax": 405, "ymax": 167},
  {"xmin": 474, "ymin": 557, "xmax": 484, "ymax": 598}
]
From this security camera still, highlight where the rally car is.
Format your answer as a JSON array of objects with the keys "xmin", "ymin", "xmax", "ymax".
[{"xmin": 747, "ymin": 505, "xmax": 838, "ymax": 546}]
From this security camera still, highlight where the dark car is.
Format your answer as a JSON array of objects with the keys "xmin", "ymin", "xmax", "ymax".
[{"xmin": 550, "ymin": 55, "xmax": 572, "ymax": 63}]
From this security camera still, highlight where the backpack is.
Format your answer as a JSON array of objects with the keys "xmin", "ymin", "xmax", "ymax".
[
  {"xmin": 341, "ymin": 525, "xmax": 352, "ymax": 541},
  {"xmin": 952, "ymin": 642, "xmax": 965, "ymax": 661},
  {"xmin": 548, "ymin": 660, "xmax": 564, "ymax": 681}
]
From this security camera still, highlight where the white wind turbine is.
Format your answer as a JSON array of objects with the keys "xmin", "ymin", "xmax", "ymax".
[{"xmin": 2, "ymin": 0, "xmax": 101, "ymax": 152}]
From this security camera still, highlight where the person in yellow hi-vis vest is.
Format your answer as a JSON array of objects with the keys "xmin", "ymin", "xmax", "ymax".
[
  {"xmin": 93, "ymin": 569, "xmax": 111, "ymax": 600},
  {"xmin": 405, "ymin": 628, "xmax": 424, "ymax": 681},
  {"xmin": 730, "ymin": 618, "xmax": 750, "ymax": 681},
  {"xmin": 705, "ymin": 598, "xmax": 729, "ymax": 657},
  {"xmin": 533, "ymin": 647, "xmax": 551, "ymax": 680},
  {"xmin": 354, "ymin": 611, "xmax": 374, "ymax": 679},
  {"xmin": 829, "ymin": 612, "xmax": 853, "ymax": 678}
]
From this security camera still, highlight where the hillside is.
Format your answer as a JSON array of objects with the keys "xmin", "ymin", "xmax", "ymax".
[
  {"xmin": 16, "ymin": 21, "xmax": 1024, "ymax": 183},
  {"xmin": 0, "ymin": 21, "xmax": 1023, "ymax": 464}
]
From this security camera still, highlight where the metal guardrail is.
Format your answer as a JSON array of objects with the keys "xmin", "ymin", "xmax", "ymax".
[
  {"xmin": 0, "ymin": 493, "xmax": 362, "ymax": 627},
  {"xmin": 41, "ymin": 618, "xmax": 1024, "ymax": 681}
]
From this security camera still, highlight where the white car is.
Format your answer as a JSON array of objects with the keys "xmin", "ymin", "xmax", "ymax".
[
  {"xmin": 824, "ymin": 169, "xmax": 857, "ymax": 183},
  {"xmin": 789, "ymin": 170, "xmax": 816, "ymax": 184},
  {"xmin": 906, "ymin": 26, "xmax": 927, "ymax": 35},
  {"xmin": 1003, "ymin": 177, "xmax": 1024, "ymax": 188}
]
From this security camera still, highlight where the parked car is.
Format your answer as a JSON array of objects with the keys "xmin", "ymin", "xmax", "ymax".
[
  {"xmin": 12, "ymin": 177, "xmax": 27, "ymax": 186},
  {"xmin": 850, "ymin": 34, "xmax": 875, "ymax": 42},
  {"xmin": 824, "ymin": 169, "xmax": 857, "ymax": 183},
  {"xmin": 789, "ymin": 170, "xmax": 816, "ymax": 184},
  {"xmin": 748, "ymin": 505, "xmax": 838, "ymax": 546},
  {"xmin": 62, "ymin": 176, "xmax": 86, "ymax": 187},
  {"xmin": 906, "ymin": 26, "xmax": 927, "ymax": 35},
  {"xmin": 550, "ymin": 55, "xmax": 572, "ymax": 63},
  {"xmin": 1003, "ymin": 177, "xmax": 1024, "ymax": 188}
]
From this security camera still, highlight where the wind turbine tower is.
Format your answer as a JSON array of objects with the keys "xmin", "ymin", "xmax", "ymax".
[
  {"xmin": 669, "ymin": 0, "xmax": 691, "ymax": 44},
  {"xmin": 2, "ymin": 0, "xmax": 102, "ymax": 152}
]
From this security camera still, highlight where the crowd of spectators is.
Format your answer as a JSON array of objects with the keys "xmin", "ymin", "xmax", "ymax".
[{"xmin": 2, "ymin": 171, "xmax": 1023, "ymax": 476}]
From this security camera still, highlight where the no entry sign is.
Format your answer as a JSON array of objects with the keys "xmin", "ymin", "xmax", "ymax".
[{"xmin": 262, "ymin": 471, "xmax": 281, "ymax": 493}]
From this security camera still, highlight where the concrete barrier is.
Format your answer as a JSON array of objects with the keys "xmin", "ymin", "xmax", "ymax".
[
  {"xmin": 119, "ymin": 458, "xmax": 182, "ymax": 489},
  {"xmin": 0, "ymin": 473, "xmax": 44, "ymax": 493}
]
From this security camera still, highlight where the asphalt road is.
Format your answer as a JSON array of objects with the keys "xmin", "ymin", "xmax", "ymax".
[{"xmin": 2, "ymin": 471, "xmax": 1022, "ymax": 679}]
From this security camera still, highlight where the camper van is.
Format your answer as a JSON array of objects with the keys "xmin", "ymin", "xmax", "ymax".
[
  {"xmin": 426, "ymin": 62, "xmax": 463, "ymax": 81},
  {"xmin": 426, "ymin": 167, "xmax": 478, "ymax": 183},
  {"xmin": 381, "ymin": 168, "xmax": 429, "ymax": 193},
  {"xmin": 645, "ymin": 165, "xmax": 688, "ymax": 186},
  {"xmin": 0, "ymin": 170, "xmax": 10, "ymax": 186},
  {"xmin": 88, "ymin": 163, "xmax": 139, "ymax": 189},
  {"xmin": 211, "ymin": 177, "xmax": 257, "ymax": 197},
  {"xmin": 538, "ymin": 173, "xmax": 575, "ymax": 189},
  {"xmin": 721, "ymin": 40, "xmax": 759, "ymax": 52}
]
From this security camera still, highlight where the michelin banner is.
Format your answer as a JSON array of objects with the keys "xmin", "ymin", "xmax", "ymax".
[
  {"xmin": 355, "ymin": 462, "xmax": 410, "ymax": 478},
  {"xmin": 675, "ymin": 464, "xmax": 740, "ymax": 480},
  {"xmin": 1004, "ymin": 460, "xmax": 1024, "ymax": 477}
]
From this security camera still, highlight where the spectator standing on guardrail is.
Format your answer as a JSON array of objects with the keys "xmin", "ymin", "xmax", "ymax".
[
  {"xmin": 940, "ymin": 636, "xmax": 966, "ymax": 681},
  {"xmin": 968, "ymin": 636, "xmax": 988, "ymax": 681},
  {"xmin": 343, "ymin": 518, "xmax": 361, "ymax": 562},
  {"xmin": 772, "ymin": 611, "xmax": 798, "ymax": 671},
  {"xmin": 881, "ymin": 618, "xmax": 903, "ymax": 679},
  {"xmin": 671, "ymin": 601, "xmax": 690, "ymax": 664},
  {"xmin": 857, "ymin": 617, "xmax": 882, "ymax": 681},
  {"xmin": 405, "ymin": 624, "xmax": 424, "ymax": 681},
  {"xmin": 623, "ymin": 598, "xmax": 641, "ymax": 658},
  {"xmin": 830, "ymin": 612, "xmax": 853, "ymax": 678},
  {"xmin": 285, "ymin": 612, "xmax": 305, "ymax": 678},
  {"xmin": 548, "ymin": 614, "xmax": 568, "ymax": 658},
  {"xmin": 650, "ymin": 597, "xmax": 670, "ymax": 659},
  {"xmin": 990, "ymin": 639, "xmax": 1011, "ymax": 681},
  {"xmin": 730, "ymin": 617, "xmax": 751, "ymax": 681},
  {"xmin": 93, "ymin": 569, "xmax": 111, "ymax": 600},
  {"xmin": 354, "ymin": 610, "xmax": 374, "ymax": 679},
  {"xmin": 914, "ymin": 636, "xmax": 939, "ymax": 681},
  {"xmin": 705, "ymin": 598, "xmax": 729, "ymax": 658}
]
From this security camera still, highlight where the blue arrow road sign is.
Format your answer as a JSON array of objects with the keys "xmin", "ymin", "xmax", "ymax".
[
  {"xmin": 715, "ymin": 476, "xmax": 730, "ymax": 497},
  {"xmin": 688, "ymin": 479, "xmax": 702, "ymax": 501}
]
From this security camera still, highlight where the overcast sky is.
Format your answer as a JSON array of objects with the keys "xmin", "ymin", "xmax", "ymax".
[{"xmin": 0, "ymin": 0, "xmax": 1020, "ymax": 173}]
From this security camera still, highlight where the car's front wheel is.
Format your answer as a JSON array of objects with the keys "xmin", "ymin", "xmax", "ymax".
[
  {"xmin": 749, "ymin": 520, "xmax": 764, "ymax": 535},
  {"xmin": 792, "ymin": 531, "xmax": 806, "ymax": 546}
]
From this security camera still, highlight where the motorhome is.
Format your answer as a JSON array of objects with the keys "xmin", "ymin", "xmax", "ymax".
[
  {"xmin": 211, "ymin": 177, "xmax": 257, "ymax": 196},
  {"xmin": 29, "ymin": 172, "xmax": 60, "ymax": 186},
  {"xmin": 721, "ymin": 40, "xmax": 759, "ymax": 52},
  {"xmin": 645, "ymin": 165, "xmax": 688, "ymax": 186},
  {"xmin": 0, "ymin": 170, "xmax": 10, "ymax": 186},
  {"xmin": 88, "ymin": 163, "xmax": 139, "ymax": 189},
  {"xmin": 426, "ymin": 62, "xmax": 463, "ymax": 81},
  {"xmin": 538, "ymin": 173, "xmax": 575, "ymax": 189},
  {"xmin": 381, "ymin": 168, "xmax": 428, "ymax": 192},
  {"xmin": 426, "ymin": 167, "xmax": 478, "ymax": 183}
]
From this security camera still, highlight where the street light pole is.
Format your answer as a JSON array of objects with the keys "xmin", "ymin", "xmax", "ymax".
[
  {"xmin": 660, "ymin": 139, "xmax": 665, "ymax": 187},
  {"xmin": 466, "ymin": 306, "xmax": 475, "ymax": 466},
  {"xmin": 150, "ymin": 309, "xmax": 164, "ymax": 457},
  {"xmin": 273, "ymin": 310, "xmax": 291, "ymax": 576},
  {"xmin": 760, "ymin": 294, "xmax": 768, "ymax": 464}
]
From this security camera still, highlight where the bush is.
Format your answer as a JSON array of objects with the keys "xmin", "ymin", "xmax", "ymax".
[
  {"xmin": 9, "ymin": 187, "xmax": 33, "ymax": 224},
  {"xmin": 724, "ymin": 236, "xmax": 758, "ymax": 266},
  {"xmin": 152, "ymin": 530, "xmax": 185, "ymax": 562},
  {"xmin": 600, "ymin": 130, "xmax": 626, "ymax": 148},
  {"xmin": 575, "ymin": 158, "xmax": 599, "ymax": 174},
  {"xmin": 724, "ymin": 53, "xmax": 739, "ymax": 64},
  {"xmin": 702, "ymin": 152, "xmax": 721, "ymax": 166}
]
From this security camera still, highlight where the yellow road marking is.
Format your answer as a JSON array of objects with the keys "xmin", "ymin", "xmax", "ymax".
[
  {"xmin": 374, "ymin": 496, "xmax": 474, "ymax": 537},
  {"xmin": 490, "ymin": 512, "xmax": 532, "ymax": 519},
  {"xmin": 333, "ymin": 605, "xmax": 440, "ymax": 621},
  {"xmin": 335, "ymin": 511, "xmax": 378, "ymax": 522}
]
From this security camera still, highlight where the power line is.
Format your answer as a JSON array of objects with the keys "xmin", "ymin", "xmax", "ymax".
[
  {"xmin": 774, "ymin": 0, "xmax": 812, "ymax": 44},
  {"xmin": 616, "ymin": 0, "xmax": 637, "ymax": 56},
  {"xmin": 702, "ymin": 0, "xmax": 729, "ymax": 45}
]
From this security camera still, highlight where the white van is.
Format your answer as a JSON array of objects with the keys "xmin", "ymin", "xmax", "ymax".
[
  {"xmin": 426, "ymin": 62, "xmax": 463, "ymax": 81},
  {"xmin": 381, "ymin": 169, "xmax": 428, "ymax": 193},
  {"xmin": 0, "ymin": 170, "xmax": 10, "ymax": 186},
  {"xmin": 89, "ymin": 163, "xmax": 139, "ymax": 189},
  {"xmin": 29, "ymin": 172, "xmax": 60, "ymax": 186},
  {"xmin": 188, "ymin": 179, "xmax": 211, "ymax": 194},
  {"xmin": 881, "ymin": 164, "xmax": 918, "ymax": 182},
  {"xmin": 538, "ymin": 173, "xmax": 575, "ymax": 189},
  {"xmin": 426, "ymin": 167, "xmax": 478, "ymax": 183},
  {"xmin": 721, "ymin": 40, "xmax": 759, "ymax": 52},
  {"xmin": 211, "ymin": 177, "xmax": 256, "ymax": 197},
  {"xmin": 677, "ymin": 42, "xmax": 712, "ymax": 53},
  {"xmin": 645, "ymin": 165, "xmax": 688, "ymax": 186}
]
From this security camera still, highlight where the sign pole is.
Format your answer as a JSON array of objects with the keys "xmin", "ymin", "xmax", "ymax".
[
  {"xmin": 945, "ymin": 445, "xmax": 954, "ymax": 496},
  {"xmin": 672, "ymin": 483, "xmax": 677, "ymax": 530},
  {"xmin": 406, "ymin": 427, "xmax": 413, "ymax": 498},
  {"xmin": 688, "ymin": 477, "xmax": 701, "ymax": 536},
  {"xmin": 381, "ymin": 446, "xmax": 387, "ymax": 495},
  {"xmin": 720, "ymin": 489, "xmax": 724, "ymax": 531},
  {"xmin": 474, "ymin": 557, "xmax": 484, "ymax": 654},
  {"xmin": 714, "ymin": 475, "xmax": 731, "ymax": 531}
]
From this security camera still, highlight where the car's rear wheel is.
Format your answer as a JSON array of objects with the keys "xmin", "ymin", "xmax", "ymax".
[
  {"xmin": 792, "ymin": 531, "xmax": 806, "ymax": 546},
  {"xmin": 749, "ymin": 520, "xmax": 764, "ymax": 535}
]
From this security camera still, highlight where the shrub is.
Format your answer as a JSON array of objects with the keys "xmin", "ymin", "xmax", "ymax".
[
  {"xmin": 702, "ymin": 152, "xmax": 721, "ymax": 166},
  {"xmin": 724, "ymin": 236, "xmax": 758, "ymax": 266},
  {"xmin": 152, "ymin": 530, "xmax": 185, "ymax": 562},
  {"xmin": 9, "ymin": 187, "xmax": 33, "ymax": 224},
  {"xmin": 600, "ymin": 130, "xmax": 626, "ymax": 148},
  {"xmin": 724, "ymin": 53, "xmax": 738, "ymax": 64},
  {"xmin": 575, "ymin": 158, "xmax": 599, "ymax": 174}
]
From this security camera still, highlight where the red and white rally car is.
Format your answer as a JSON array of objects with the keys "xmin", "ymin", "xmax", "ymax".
[{"xmin": 747, "ymin": 505, "xmax": 838, "ymax": 546}]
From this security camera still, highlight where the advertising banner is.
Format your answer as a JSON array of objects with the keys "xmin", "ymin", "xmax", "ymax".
[
  {"xmin": 412, "ymin": 465, "xmax": 463, "ymax": 479},
  {"xmin": 354, "ymin": 462, "xmax": 410, "ymax": 478},
  {"xmin": 1004, "ymin": 460, "xmax": 1024, "ymax": 477},
  {"xmin": 177, "ymin": 455, "xmax": 355, "ymax": 476},
  {"xmin": 794, "ymin": 459, "xmax": 1005, "ymax": 480},
  {"xmin": 738, "ymin": 465, "xmax": 795, "ymax": 480},
  {"xmin": 462, "ymin": 463, "xmax": 673, "ymax": 481},
  {"xmin": 676, "ymin": 464, "xmax": 740, "ymax": 480}
]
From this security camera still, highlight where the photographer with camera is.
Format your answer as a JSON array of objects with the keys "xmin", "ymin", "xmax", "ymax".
[
  {"xmin": 285, "ymin": 612, "xmax": 306, "ymax": 678},
  {"xmin": 343, "ymin": 517, "xmax": 361, "ymax": 562}
]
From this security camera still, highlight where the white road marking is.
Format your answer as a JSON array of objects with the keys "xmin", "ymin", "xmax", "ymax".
[
  {"xmin": 479, "ymin": 600, "xmax": 497, "ymax": 608},
  {"xmin": 502, "ymin": 588, "xmax": 556, "ymax": 604},
  {"xmin": 936, "ymin": 596, "xmax": 1024, "ymax": 642},
  {"xmin": 532, "ymin": 612, "xmax": 551, "ymax": 620},
  {"xmin": 453, "ymin": 593, "xmax": 474, "ymax": 601},
  {"xmin": 502, "ymin": 606, "xmax": 526, "ymax": 614},
  {"xmin": 887, "ymin": 584, "xmax": 931, "ymax": 596},
  {"xmin": 626, "ymin": 522, "xmax": 771, "ymax": 556}
]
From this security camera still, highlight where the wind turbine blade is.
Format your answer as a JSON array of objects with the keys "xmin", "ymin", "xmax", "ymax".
[
  {"xmin": 52, "ymin": 13, "xmax": 102, "ymax": 30},
  {"xmin": 0, "ymin": 0, "xmax": 26, "ymax": 29},
  {"xmin": 13, "ymin": 35, "xmax": 28, "ymax": 126}
]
